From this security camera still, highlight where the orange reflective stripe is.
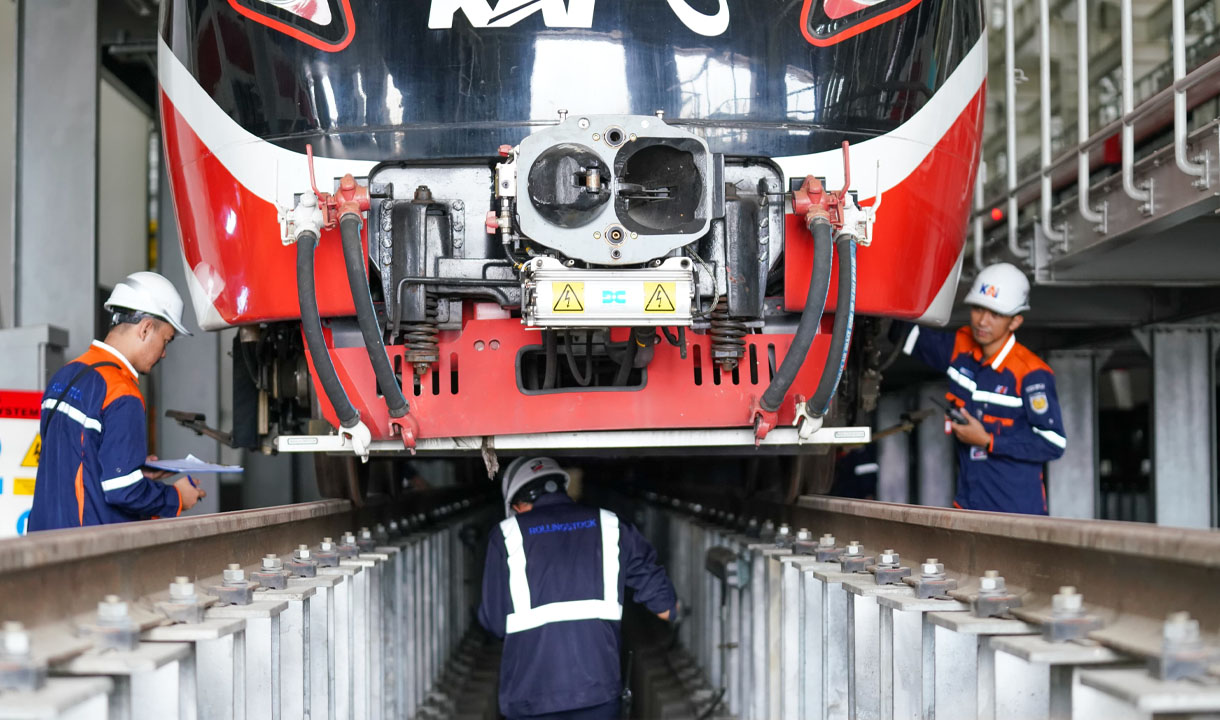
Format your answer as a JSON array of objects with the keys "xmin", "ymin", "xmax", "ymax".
[{"xmin": 74, "ymin": 461, "xmax": 85, "ymax": 526}]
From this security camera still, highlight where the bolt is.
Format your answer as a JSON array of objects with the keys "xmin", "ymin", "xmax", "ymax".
[
  {"xmin": 97, "ymin": 595, "xmax": 128, "ymax": 623},
  {"xmin": 691, "ymin": 504, "xmax": 703, "ymax": 514},
  {"xmin": 169, "ymin": 576, "xmax": 197, "ymax": 602},
  {"xmin": 1, "ymin": 621, "xmax": 30, "ymax": 657},
  {"xmin": 360, "ymin": 528, "xmax": 373, "ymax": 540},
  {"xmin": 223, "ymin": 564, "xmax": 246, "ymax": 584},
  {"xmin": 558, "ymin": 109, "xmax": 569, "ymax": 120},
  {"xmin": 262, "ymin": 555, "xmax": 283, "ymax": 571},
  {"xmin": 342, "ymin": 532, "xmax": 357, "ymax": 546},
  {"xmin": 777, "ymin": 524, "xmax": 791, "ymax": 536},
  {"xmin": 796, "ymin": 528, "xmax": 813, "ymax": 542},
  {"xmin": 413, "ymin": 185, "xmax": 433, "ymax": 203},
  {"xmin": 321, "ymin": 538, "xmax": 335, "ymax": 551},
  {"xmin": 979, "ymin": 571, "xmax": 1005, "ymax": 593},
  {"xmin": 879, "ymin": 549, "xmax": 899, "ymax": 566},
  {"xmin": 845, "ymin": 541, "xmax": 862, "ymax": 556},
  {"xmin": 452, "ymin": 200, "xmax": 465, "ymax": 211},
  {"xmin": 921, "ymin": 559, "xmax": 945, "ymax": 577},
  {"xmin": 819, "ymin": 534, "xmax": 836, "ymax": 547},
  {"xmin": 655, "ymin": 110, "xmax": 665, "ymax": 119},
  {"xmin": 1052, "ymin": 586, "xmax": 1083, "ymax": 615},
  {"xmin": 1164, "ymin": 612, "xmax": 1202, "ymax": 648},
  {"xmin": 578, "ymin": 117, "xmax": 590, "ymax": 129},
  {"xmin": 295, "ymin": 545, "xmax": 311, "ymax": 560}
]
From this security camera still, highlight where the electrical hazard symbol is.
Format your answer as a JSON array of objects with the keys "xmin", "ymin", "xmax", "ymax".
[
  {"xmin": 21, "ymin": 436, "xmax": 39, "ymax": 468},
  {"xmin": 644, "ymin": 283, "xmax": 677, "ymax": 313},
  {"xmin": 551, "ymin": 282, "xmax": 586, "ymax": 313}
]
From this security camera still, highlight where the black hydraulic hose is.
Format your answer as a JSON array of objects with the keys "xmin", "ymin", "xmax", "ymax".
[
  {"xmin": 810, "ymin": 233, "xmax": 857, "ymax": 415},
  {"xmin": 340, "ymin": 213, "xmax": 409, "ymax": 418},
  {"xmin": 543, "ymin": 330, "xmax": 558, "ymax": 390},
  {"xmin": 297, "ymin": 229, "xmax": 360, "ymax": 429},
  {"xmin": 759, "ymin": 216, "xmax": 834, "ymax": 413},
  {"xmin": 563, "ymin": 331, "xmax": 592, "ymax": 387},
  {"xmin": 614, "ymin": 329, "xmax": 640, "ymax": 387}
]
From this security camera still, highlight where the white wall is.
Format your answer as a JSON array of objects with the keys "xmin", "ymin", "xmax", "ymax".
[
  {"xmin": 98, "ymin": 79, "xmax": 151, "ymax": 290},
  {"xmin": 0, "ymin": 0, "xmax": 17, "ymax": 328}
]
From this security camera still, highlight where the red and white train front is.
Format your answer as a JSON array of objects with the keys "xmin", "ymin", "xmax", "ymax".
[{"xmin": 157, "ymin": 0, "xmax": 985, "ymax": 458}]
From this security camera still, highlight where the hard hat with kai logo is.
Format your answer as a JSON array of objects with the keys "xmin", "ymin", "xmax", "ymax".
[
  {"xmin": 105, "ymin": 271, "xmax": 193, "ymax": 336},
  {"xmin": 965, "ymin": 263, "xmax": 1030, "ymax": 316}
]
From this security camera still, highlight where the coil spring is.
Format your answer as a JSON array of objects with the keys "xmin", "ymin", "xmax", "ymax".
[
  {"xmin": 402, "ymin": 295, "xmax": 439, "ymax": 374},
  {"xmin": 709, "ymin": 298, "xmax": 747, "ymax": 371}
]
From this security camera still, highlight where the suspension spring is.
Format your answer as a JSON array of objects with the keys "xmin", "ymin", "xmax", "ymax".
[
  {"xmin": 402, "ymin": 295, "xmax": 439, "ymax": 376},
  {"xmin": 709, "ymin": 298, "xmax": 747, "ymax": 371}
]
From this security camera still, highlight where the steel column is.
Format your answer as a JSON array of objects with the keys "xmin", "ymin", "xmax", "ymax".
[
  {"xmin": 1150, "ymin": 327, "xmax": 1217, "ymax": 528},
  {"xmin": 876, "ymin": 393, "xmax": 911, "ymax": 504},
  {"xmin": 1046, "ymin": 351, "xmax": 1104, "ymax": 519},
  {"xmin": 14, "ymin": 0, "xmax": 99, "ymax": 359},
  {"xmin": 917, "ymin": 382, "xmax": 957, "ymax": 507}
]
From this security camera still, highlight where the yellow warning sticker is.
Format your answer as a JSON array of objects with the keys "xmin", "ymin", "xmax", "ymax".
[
  {"xmin": 552, "ymin": 282, "xmax": 586, "ymax": 313},
  {"xmin": 644, "ymin": 283, "xmax": 677, "ymax": 313},
  {"xmin": 13, "ymin": 478, "xmax": 35, "ymax": 496},
  {"xmin": 21, "ymin": 435, "xmax": 40, "ymax": 468}
]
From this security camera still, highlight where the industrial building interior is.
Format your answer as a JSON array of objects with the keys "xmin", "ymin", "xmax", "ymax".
[{"xmin": 0, "ymin": 0, "xmax": 1218, "ymax": 718}]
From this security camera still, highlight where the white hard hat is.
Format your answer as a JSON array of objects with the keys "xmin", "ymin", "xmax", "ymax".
[
  {"xmin": 964, "ymin": 263, "xmax": 1030, "ymax": 316},
  {"xmin": 105, "ymin": 271, "xmax": 193, "ymax": 336},
  {"xmin": 501, "ymin": 457, "xmax": 570, "ymax": 517}
]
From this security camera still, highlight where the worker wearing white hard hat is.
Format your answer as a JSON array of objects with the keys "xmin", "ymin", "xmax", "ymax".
[
  {"xmin": 28, "ymin": 271, "xmax": 205, "ymax": 531},
  {"xmin": 479, "ymin": 457, "xmax": 679, "ymax": 719},
  {"xmin": 893, "ymin": 263, "xmax": 1066, "ymax": 515}
]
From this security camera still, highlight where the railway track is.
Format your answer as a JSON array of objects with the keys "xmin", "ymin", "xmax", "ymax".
[{"xmin": 1, "ymin": 486, "xmax": 1217, "ymax": 719}]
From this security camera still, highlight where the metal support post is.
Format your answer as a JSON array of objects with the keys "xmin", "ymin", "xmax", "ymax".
[
  {"xmin": 256, "ymin": 585, "xmax": 317, "ymax": 720},
  {"xmin": 928, "ymin": 611, "xmax": 1037, "ymax": 719},
  {"xmin": 917, "ymin": 382, "xmax": 956, "ymax": 508},
  {"xmin": 0, "ymin": 677, "xmax": 112, "ymax": 720},
  {"xmin": 990, "ymin": 635, "xmax": 1126, "ymax": 719},
  {"xmin": 340, "ymin": 555, "xmax": 376, "ymax": 720},
  {"xmin": 1074, "ymin": 667, "xmax": 1220, "ymax": 718},
  {"xmin": 14, "ymin": 0, "xmax": 99, "ymax": 359},
  {"xmin": 762, "ymin": 548, "xmax": 792, "ymax": 717},
  {"xmin": 1046, "ymin": 350, "xmax": 1105, "ymax": 519},
  {"xmin": 843, "ymin": 576, "xmax": 915, "ymax": 720},
  {"xmin": 56, "ymin": 641, "xmax": 193, "ymax": 720},
  {"xmin": 876, "ymin": 393, "xmax": 911, "ymax": 503},
  {"xmin": 811, "ymin": 565, "xmax": 852, "ymax": 720},
  {"xmin": 1076, "ymin": 0, "xmax": 1105, "ymax": 229},
  {"xmin": 317, "ymin": 564, "xmax": 361, "ymax": 720},
  {"xmin": 1150, "ymin": 327, "xmax": 1217, "ymax": 528},
  {"xmin": 144, "ymin": 618, "xmax": 246, "ymax": 720},
  {"xmin": 876, "ymin": 594, "xmax": 969, "ymax": 720},
  {"xmin": 1038, "ymin": 0, "xmax": 1063, "ymax": 246},
  {"xmin": 207, "ymin": 600, "xmax": 287, "ymax": 720},
  {"xmin": 1004, "ymin": 0, "xmax": 1025, "ymax": 257}
]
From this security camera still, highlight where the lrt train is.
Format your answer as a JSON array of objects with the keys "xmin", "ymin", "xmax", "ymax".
[{"xmin": 157, "ymin": 0, "xmax": 985, "ymax": 488}]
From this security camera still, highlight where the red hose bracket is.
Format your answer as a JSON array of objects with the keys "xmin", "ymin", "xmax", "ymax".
[
  {"xmin": 750, "ymin": 396, "xmax": 780, "ymax": 447},
  {"xmin": 389, "ymin": 413, "xmax": 420, "ymax": 455},
  {"xmin": 790, "ymin": 141, "xmax": 852, "ymax": 231}
]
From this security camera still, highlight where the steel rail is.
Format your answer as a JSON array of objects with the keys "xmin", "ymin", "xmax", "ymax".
[{"xmin": 0, "ymin": 489, "xmax": 487, "ymax": 629}]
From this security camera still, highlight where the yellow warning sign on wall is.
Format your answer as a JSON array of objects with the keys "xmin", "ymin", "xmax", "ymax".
[
  {"xmin": 644, "ymin": 283, "xmax": 677, "ymax": 313},
  {"xmin": 21, "ymin": 436, "xmax": 40, "ymax": 468},
  {"xmin": 552, "ymin": 282, "xmax": 586, "ymax": 313},
  {"xmin": 13, "ymin": 479, "xmax": 35, "ymax": 496}
]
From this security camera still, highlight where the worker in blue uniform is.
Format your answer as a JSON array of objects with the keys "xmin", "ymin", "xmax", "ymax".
[
  {"xmin": 479, "ymin": 457, "xmax": 678, "ymax": 720},
  {"xmin": 894, "ymin": 263, "xmax": 1066, "ymax": 514},
  {"xmin": 28, "ymin": 272, "xmax": 206, "ymax": 531}
]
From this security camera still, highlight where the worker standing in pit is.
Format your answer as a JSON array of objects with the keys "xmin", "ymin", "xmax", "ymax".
[
  {"xmin": 893, "ymin": 263, "xmax": 1066, "ymax": 514},
  {"xmin": 28, "ymin": 272, "xmax": 205, "ymax": 530},
  {"xmin": 479, "ymin": 457, "xmax": 679, "ymax": 720}
]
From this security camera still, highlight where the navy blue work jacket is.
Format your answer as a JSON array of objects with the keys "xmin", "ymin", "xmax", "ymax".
[
  {"xmin": 478, "ymin": 493, "xmax": 677, "ymax": 718},
  {"xmin": 901, "ymin": 324, "xmax": 1067, "ymax": 514}
]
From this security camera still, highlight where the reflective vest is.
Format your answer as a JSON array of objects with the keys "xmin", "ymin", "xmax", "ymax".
[{"xmin": 500, "ymin": 509, "xmax": 621, "ymax": 634}]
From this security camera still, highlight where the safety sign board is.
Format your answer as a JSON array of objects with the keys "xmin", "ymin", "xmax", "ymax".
[
  {"xmin": 644, "ymin": 283, "xmax": 677, "ymax": 313},
  {"xmin": 0, "ymin": 391, "xmax": 42, "ymax": 537},
  {"xmin": 551, "ymin": 282, "xmax": 586, "ymax": 313}
]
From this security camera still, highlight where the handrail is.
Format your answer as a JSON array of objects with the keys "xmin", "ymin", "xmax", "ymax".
[{"xmin": 975, "ymin": 51, "xmax": 1220, "ymax": 219}]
